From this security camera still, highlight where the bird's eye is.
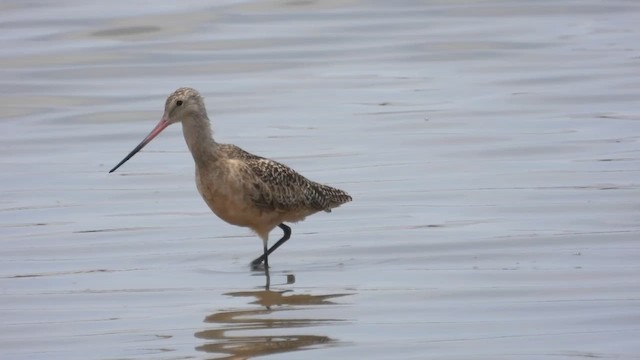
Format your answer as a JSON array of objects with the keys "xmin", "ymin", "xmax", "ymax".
[{"xmin": 176, "ymin": 100, "xmax": 183, "ymax": 106}]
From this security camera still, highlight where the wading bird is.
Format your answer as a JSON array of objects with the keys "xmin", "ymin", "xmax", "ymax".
[{"xmin": 109, "ymin": 88, "xmax": 352, "ymax": 283}]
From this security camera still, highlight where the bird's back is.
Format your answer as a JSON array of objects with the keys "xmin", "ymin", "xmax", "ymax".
[{"xmin": 218, "ymin": 144, "xmax": 352, "ymax": 214}]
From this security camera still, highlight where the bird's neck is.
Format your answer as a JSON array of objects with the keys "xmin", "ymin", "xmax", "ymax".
[{"xmin": 181, "ymin": 113, "xmax": 219, "ymax": 168}]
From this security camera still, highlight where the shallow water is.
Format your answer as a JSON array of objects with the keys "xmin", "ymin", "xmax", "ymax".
[{"xmin": 1, "ymin": 0, "xmax": 639, "ymax": 359}]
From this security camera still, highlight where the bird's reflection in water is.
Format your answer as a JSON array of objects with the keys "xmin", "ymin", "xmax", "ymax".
[{"xmin": 195, "ymin": 274, "xmax": 351, "ymax": 359}]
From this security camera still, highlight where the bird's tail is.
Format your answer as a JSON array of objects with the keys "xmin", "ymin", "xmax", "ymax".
[{"xmin": 315, "ymin": 183, "xmax": 352, "ymax": 210}]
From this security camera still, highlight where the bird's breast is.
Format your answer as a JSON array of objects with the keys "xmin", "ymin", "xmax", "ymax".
[{"xmin": 195, "ymin": 163, "xmax": 261, "ymax": 229}]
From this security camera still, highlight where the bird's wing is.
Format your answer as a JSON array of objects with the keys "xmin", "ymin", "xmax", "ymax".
[
  {"xmin": 220, "ymin": 144, "xmax": 343, "ymax": 212},
  {"xmin": 248, "ymin": 157, "xmax": 325, "ymax": 212}
]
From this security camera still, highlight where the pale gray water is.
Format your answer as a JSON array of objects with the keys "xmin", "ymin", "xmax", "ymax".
[{"xmin": 1, "ymin": 1, "xmax": 639, "ymax": 359}]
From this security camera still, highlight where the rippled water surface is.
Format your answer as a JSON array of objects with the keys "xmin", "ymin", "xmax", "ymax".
[{"xmin": 1, "ymin": 1, "xmax": 639, "ymax": 359}]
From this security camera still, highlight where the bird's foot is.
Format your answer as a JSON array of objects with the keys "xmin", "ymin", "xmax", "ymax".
[
  {"xmin": 250, "ymin": 259, "xmax": 265, "ymax": 271},
  {"xmin": 250, "ymin": 254, "xmax": 266, "ymax": 269}
]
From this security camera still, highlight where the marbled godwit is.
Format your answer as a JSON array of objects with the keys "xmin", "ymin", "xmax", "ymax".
[{"xmin": 109, "ymin": 87, "xmax": 352, "ymax": 275}]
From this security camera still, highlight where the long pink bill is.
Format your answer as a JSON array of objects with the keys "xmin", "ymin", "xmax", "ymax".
[{"xmin": 109, "ymin": 118, "xmax": 170, "ymax": 173}]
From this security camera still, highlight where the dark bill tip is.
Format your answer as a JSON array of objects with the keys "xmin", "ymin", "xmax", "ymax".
[
  {"xmin": 108, "ymin": 118, "xmax": 170, "ymax": 174},
  {"xmin": 109, "ymin": 142, "xmax": 146, "ymax": 173}
]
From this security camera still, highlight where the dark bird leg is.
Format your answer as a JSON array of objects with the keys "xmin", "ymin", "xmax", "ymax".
[
  {"xmin": 251, "ymin": 224, "xmax": 291, "ymax": 268},
  {"xmin": 263, "ymin": 242, "xmax": 270, "ymax": 289}
]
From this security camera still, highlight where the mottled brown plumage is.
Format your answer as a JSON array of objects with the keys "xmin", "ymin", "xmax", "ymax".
[
  {"xmin": 109, "ymin": 87, "xmax": 352, "ymax": 276},
  {"xmin": 218, "ymin": 143, "xmax": 351, "ymax": 212}
]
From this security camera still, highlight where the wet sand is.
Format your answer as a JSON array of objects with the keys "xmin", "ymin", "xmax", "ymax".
[{"xmin": 1, "ymin": 0, "xmax": 639, "ymax": 359}]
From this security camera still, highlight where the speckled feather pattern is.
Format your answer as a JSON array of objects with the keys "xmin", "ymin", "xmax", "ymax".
[{"xmin": 218, "ymin": 143, "xmax": 352, "ymax": 212}]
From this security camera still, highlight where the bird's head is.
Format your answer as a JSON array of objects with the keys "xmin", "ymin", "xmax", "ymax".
[
  {"xmin": 108, "ymin": 87, "xmax": 205, "ymax": 173},
  {"xmin": 162, "ymin": 87, "xmax": 205, "ymax": 125}
]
